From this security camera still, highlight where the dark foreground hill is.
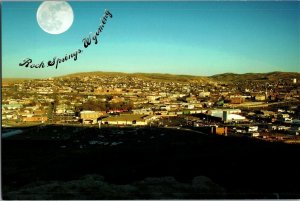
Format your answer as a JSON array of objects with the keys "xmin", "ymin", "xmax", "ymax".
[{"xmin": 2, "ymin": 125, "xmax": 300, "ymax": 199}]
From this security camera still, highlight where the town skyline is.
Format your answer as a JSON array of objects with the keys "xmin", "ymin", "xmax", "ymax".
[
  {"xmin": 3, "ymin": 70, "xmax": 300, "ymax": 79},
  {"xmin": 2, "ymin": 1, "xmax": 300, "ymax": 78}
]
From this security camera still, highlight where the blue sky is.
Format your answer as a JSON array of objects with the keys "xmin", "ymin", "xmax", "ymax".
[{"xmin": 2, "ymin": 1, "xmax": 300, "ymax": 78}]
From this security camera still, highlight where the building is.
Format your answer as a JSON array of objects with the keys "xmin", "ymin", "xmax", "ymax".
[
  {"xmin": 255, "ymin": 94, "xmax": 266, "ymax": 101},
  {"xmin": 223, "ymin": 111, "xmax": 246, "ymax": 122},
  {"xmin": 2, "ymin": 104, "xmax": 23, "ymax": 110},
  {"xmin": 94, "ymin": 87, "xmax": 123, "ymax": 94},
  {"xmin": 80, "ymin": 110, "xmax": 105, "ymax": 124},
  {"xmin": 102, "ymin": 114, "xmax": 156, "ymax": 126},
  {"xmin": 213, "ymin": 126, "xmax": 228, "ymax": 135},
  {"xmin": 277, "ymin": 113, "xmax": 292, "ymax": 123},
  {"xmin": 23, "ymin": 116, "xmax": 48, "ymax": 123},
  {"xmin": 247, "ymin": 126, "xmax": 258, "ymax": 132},
  {"xmin": 199, "ymin": 91, "xmax": 210, "ymax": 98},
  {"xmin": 230, "ymin": 96, "xmax": 245, "ymax": 104},
  {"xmin": 208, "ymin": 109, "xmax": 241, "ymax": 117},
  {"xmin": 132, "ymin": 108, "xmax": 154, "ymax": 115}
]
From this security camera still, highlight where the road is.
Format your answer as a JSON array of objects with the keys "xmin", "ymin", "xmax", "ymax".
[{"xmin": 166, "ymin": 126, "xmax": 209, "ymax": 135}]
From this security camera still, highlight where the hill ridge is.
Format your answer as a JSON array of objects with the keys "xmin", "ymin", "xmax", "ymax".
[{"xmin": 3, "ymin": 71, "xmax": 300, "ymax": 83}]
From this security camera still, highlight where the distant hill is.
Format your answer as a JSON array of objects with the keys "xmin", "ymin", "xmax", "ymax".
[
  {"xmin": 58, "ymin": 71, "xmax": 127, "ymax": 78},
  {"xmin": 57, "ymin": 71, "xmax": 300, "ymax": 83},
  {"xmin": 210, "ymin": 72, "xmax": 300, "ymax": 82},
  {"xmin": 58, "ymin": 71, "xmax": 212, "ymax": 83},
  {"xmin": 3, "ymin": 71, "xmax": 299, "ymax": 85}
]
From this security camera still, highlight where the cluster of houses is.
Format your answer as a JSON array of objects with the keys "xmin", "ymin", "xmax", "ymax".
[{"xmin": 2, "ymin": 74, "xmax": 300, "ymax": 142}]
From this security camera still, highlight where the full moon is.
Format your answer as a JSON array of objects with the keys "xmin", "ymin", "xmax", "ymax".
[{"xmin": 36, "ymin": 1, "xmax": 74, "ymax": 34}]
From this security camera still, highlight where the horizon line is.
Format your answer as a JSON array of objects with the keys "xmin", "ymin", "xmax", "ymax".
[{"xmin": 2, "ymin": 70, "xmax": 300, "ymax": 80}]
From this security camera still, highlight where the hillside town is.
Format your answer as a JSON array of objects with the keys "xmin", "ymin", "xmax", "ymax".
[{"xmin": 2, "ymin": 72, "xmax": 300, "ymax": 143}]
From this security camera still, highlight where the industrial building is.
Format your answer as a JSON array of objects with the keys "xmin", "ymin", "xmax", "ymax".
[{"xmin": 80, "ymin": 110, "xmax": 105, "ymax": 124}]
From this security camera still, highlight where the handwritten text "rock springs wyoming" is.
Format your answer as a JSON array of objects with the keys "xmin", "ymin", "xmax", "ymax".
[{"xmin": 19, "ymin": 9, "xmax": 113, "ymax": 70}]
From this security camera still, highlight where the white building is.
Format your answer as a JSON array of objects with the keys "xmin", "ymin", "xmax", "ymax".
[
  {"xmin": 102, "ymin": 114, "xmax": 158, "ymax": 126},
  {"xmin": 207, "ymin": 109, "xmax": 245, "ymax": 122}
]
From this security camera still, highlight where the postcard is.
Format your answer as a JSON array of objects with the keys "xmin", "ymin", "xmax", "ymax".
[{"xmin": 1, "ymin": 1, "xmax": 300, "ymax": 199}]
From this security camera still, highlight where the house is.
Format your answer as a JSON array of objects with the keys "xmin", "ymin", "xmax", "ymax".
[
  {"xmin": 132, "ymin": 108, "xmax": 154, "ymax": 115},
  {"xmin": 146, "ymin": 95, "xmax": 160, "ymax": 102},
  {"xmin": 247, "ymin": 126, "xmax": 258, "ymax": 132},
  {"xmin": 255, "ymin": 94, "xmax": 266, "ymax": 101},
  {"xmin": 278, "ymin": 113, "xmax": 292, "ymax": 123},
  {"xmin": 23, "ymin": 116, "xmax": 48, "ymax": 123},
  {"xmin": 260, "ymin": 110, "xmax": 275, "ymax": 117},
  {"xmin": 199, "ymin": 91, "xmax": 210, "ymax": 98},
  {"xmin": 2, "ymin": 104, "xmax": 23, "ymax": 110},
  {"xmin": 230, "ymin": 96, "xmax": 245, "ymax": 104}
]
